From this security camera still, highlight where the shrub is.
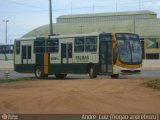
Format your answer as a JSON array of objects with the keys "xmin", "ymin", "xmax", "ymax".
[{"xmin": 147, "ymin": 79, "xmax": 160, "ymax": 89}]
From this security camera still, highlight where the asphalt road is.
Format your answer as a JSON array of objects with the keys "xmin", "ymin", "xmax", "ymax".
[{"xmin": 0, "ymin": 68, "xmax": 160, "ymax": 79}]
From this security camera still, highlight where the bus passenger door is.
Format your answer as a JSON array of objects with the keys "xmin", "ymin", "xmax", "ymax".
[
  {"xmin": 21, "ymin": 45, "xmax": 32, "ymax": 71},
  {"xmin": 99, "ymin": 37, "xmax": 112, "ymax": 73},
  {"xmin": 61, "ymin": 43, "xmax": 72, "ymax": 64}
]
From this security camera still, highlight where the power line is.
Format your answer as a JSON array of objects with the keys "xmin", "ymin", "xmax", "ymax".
[
  {"xmin": 0, "ymin": 0, "xmax": 159, "ymax": 14},
  {"xmin": 3, "ymin": 0, "xmax": 159, "ymax": 10},
  {"xmin": 6, "ymin": 0, "xmax": 47, "ymax": 10}
]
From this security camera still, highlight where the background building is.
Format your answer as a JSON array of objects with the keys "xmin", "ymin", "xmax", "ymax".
[{"xmin": 23, "ymin": 10, "xmax": 160, "ymax": 59}]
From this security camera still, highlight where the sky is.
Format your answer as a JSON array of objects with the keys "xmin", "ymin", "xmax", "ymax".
[{"xmin": 0, "ymin": 0, "xmax": 160, "ymax": 44}]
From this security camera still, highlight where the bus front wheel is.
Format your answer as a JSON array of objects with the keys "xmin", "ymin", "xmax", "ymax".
[
  {"xmin": 35, "ymin": 66, "xmax": 44, "ymax": 79},
  {"xmin": 89, "ymin": 66, "xmax": 97, "ymax": 79}
]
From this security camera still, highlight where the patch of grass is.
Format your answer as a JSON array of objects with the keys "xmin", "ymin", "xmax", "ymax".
[
  {"xmin": 147, "ymin": 79, "xmax": 160, "ymax": 89},
  {"xmin": 0, "ymin": 77, "xmax": 36, "ymax": 83}
]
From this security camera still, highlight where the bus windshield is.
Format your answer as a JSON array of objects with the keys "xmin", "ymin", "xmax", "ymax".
[{"xmin": 116, "ymin": 33, "xmax": 142, "ymax": 64}]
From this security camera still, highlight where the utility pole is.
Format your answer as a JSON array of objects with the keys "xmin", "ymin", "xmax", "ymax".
[
  {"xmin": 115, "ymin": 0, "xmax": 117, "ymax": 12},
  {"xmin": 2, "ymin": 20, "xmax": 9, "ymax": 44},
  {"xmin": 71, "ymin": 1, "xmax": 72, "ymax": 14},
  {"xmin": 92, "ymin": 0, "xmax": 95, "ymax": 13},
  {"xmin": 49, "ymin": 0, "xmax": 53, "ymax": 35},
  {"xmin": 139, "ymin": 0, "xmax": 141, "ymax": 10}
]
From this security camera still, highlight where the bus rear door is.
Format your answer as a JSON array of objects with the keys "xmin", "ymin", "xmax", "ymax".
[{"xmin": 21, "ymin": 45, "xmax": 32, "ymax": 72}]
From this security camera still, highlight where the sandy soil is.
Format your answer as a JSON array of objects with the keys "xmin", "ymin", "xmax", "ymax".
[{"xmin": 0, "ymin": 77, "xmax": 159, "ymax": 114}]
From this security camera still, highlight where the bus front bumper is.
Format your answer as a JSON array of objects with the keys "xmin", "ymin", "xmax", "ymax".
[{"xmin": 113, "ymin": 65, "xmax": 142, "ymax": 75}]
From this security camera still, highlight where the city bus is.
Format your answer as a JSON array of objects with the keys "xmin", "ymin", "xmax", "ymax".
[
  {"xmin": 0, "ymin": 44, "xmax": 13, "ymax": 61},
  {"xmin": 14, "ymin": 32, "xmax": 142, "ymax": 79}
]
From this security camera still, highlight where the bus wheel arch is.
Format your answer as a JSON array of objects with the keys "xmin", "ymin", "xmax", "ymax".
[
  {"xmin": 88, "ymin": 63, "xmax": 97, "ymax": 79},
  {"xmin": 35, "ymin": 65, "xmax": 44, "ymax": 79}
]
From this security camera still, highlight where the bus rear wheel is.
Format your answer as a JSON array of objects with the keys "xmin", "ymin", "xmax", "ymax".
[
  {"xmin": 89, "ymin": 66, "xmax": 97, "ymax": 79},
  {"xmin": 111, "ymin": 74, "xmax": 119, "ymax": 79},
  {"xmin": 35, "ymin": 66, "xmax": 44, "ymax": 79},
  {"xmin": 55, "ymin": 74, "xmax": 67, "ymax": 79}
]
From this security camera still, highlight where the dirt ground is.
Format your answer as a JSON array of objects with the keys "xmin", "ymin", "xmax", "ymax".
[{"xmin": 0, "ymin": 77, "xmax": 159, "ymax": 114}]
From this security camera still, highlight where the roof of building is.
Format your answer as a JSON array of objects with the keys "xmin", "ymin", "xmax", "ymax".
[
  {"xmin": 22, "ymin": 10, "xmax": 160, "ymax": 38},
  {"xmin": 57, "ymin": 10, "xmax": 156, "ymax": 19}
]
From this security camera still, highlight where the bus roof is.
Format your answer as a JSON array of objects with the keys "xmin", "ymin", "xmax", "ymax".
[
  {"xmin": 15, "ymin": 37, "xmax": 36, "ymax": 41},
  {"xmin": 16, "ymin": 32, "xmax": 139, "ymax": 41},
  {"xmin": 50, "ymin": 32, "xmax": 103, "ymax": 39},
  {"xmin": 16, "ymin": 32, "xmax": 104, "ymax": 41}
]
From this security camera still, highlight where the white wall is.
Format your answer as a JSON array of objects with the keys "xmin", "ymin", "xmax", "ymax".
[
  {"xmin": 0, "ymin": 61, "xmax": 13, "ymax": 70},
  {"xmin": 142, "ymin": 60, "xmax": 160, "ymax": 69}
]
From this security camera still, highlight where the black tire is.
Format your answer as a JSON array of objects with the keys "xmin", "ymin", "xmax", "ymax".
[
  {"xmin": 55, "ymin": 74, "xmax": 67, "ymax": 79},
  {"xmin": 111, "ymin": 74, "xmax": 119, "ymax": 79},
  {"xmin": 89, "ymin": 66, "xmax": 97, "ymax": 79},
  {"xmin": 35, "ymin": 66, "xmax": 44, "ymax": 79}
]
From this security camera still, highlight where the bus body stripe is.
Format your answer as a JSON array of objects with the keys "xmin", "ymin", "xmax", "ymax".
[
  {"xmin": 44, "ymin": 52, "xmax": 48, "ymax": 74},
  {"xmin": 44, "ymin": 37, "xmax": 48, "ymax": 74}
]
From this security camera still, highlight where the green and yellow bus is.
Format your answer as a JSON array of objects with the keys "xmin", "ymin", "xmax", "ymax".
[{"xmin": 14, "ymin": 32, "xmax": 142, "ymax": 79}]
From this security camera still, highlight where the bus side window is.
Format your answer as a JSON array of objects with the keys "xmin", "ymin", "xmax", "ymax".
[
  {"xmin": 74, "ymin": 37, "xmax": 84, "ymax": 52},
  {"xmin": 47, "ymin": 39, "xmax": 59, "ymax": 53},
  {"xmin": 34, "ymin": 39, "xmax": 45, "ymax": 53},
  {"xmin": 28, "ymin": 46, "xmax": 31, "ymax": 59},
  {"xmin": 85, "ymin": 37, "xmax": 97, "ymax": 52},
  {"xmin": 16, "ymin": 41, "xmax": 20, "ymax": 54},
  {"xmin": 68, "ymin": 44, "xmax": 72, "ymax": 58}
]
